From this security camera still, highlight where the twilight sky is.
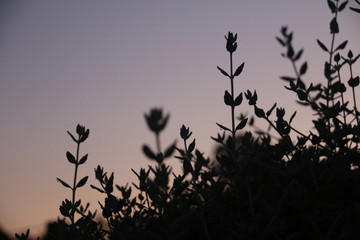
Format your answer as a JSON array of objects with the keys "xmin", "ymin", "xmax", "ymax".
[{"xmin": 1, "ymin": 0, "xmax": 359, "ymax": 237}]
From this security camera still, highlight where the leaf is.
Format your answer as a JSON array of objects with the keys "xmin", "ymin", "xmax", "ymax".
[
  {"xmin": 287, "ymin": 45, "xmax": 294, "ymax": 59},
  {"xmin": 324, "ymin": 62, "xmax": 332, "ymax": 79},
  {"xmin": 233, "ymin": 93, "xmax": 243, "ymax": 106},
  {"xmin": 217, "ymin": 66, "xmax": 230, "ymax": 78},
  {"xmin": 188, "ymin": 139, "xmax": 196, "ymax": 153},
  {"xmin": 348, "ymin": 76, "xmax": 359, "ymax": 88},
  {"xmin": 216, "ymin": 123, "xmax": 231, "ymax": 132},
  {"xmin": 350, "ymin": 7, "xmax": 360, "ymax": 13},
  {"xmin": 105, "ymin": 173, "xmax": 114, "ymax": 193},
  {"xmin": 330, "ymin": 17, "xmax": 339, "ymax": 34},
  {"xmin": 352, "ymin": 54, "xmax": 360, "ymax": 64},
  {"xmin": 290, "ymin": 79, "xmax": 297, "ymax": 90},
  {"xmin": 67, "ymin": 131, "xmax": 77, "ymax": 143},
  {"xmin": 266, "ymin": 103, "xmax": 277, "ymax": 117},
  {"xmin": 142, "ymin": 145, "xmax": 156, "ymax": 160},
  {"xmin": 57, "ymin": 178, "xmax": 72, "ymax": 189},
  {"xmin": 280, "ymin": 76, "xmax": 296, "ymax": 82},
  {"xmin": 289, "ymin": 111, "xmax": 297, "ymax": 124},
  {"xmin": 183, "ymin": 159, "xmax": 193, "ymax": 175},
  {"xmin": 335, "ymin": 40, "xmax": 348, "ymax": 51},
  {"xmin": 236, "ymin": 118, "xmax": 248, "ymax": 130},
  {"xmin": 76, "ymin": 176, "xmax": 88, "ymax": 188},
  {"xmin": 331, "ymin": 81, "xmax": 346, "ymax": 93},
  {"xmin": 164, "ymin": 142, "xmax": 176, "ymax": 158},
  {"xmin": 249, "ymin": 116, "xmax": 254, "ymax": 126},
  {"xmin": 254, "ymin": 106, "xmax": 265, "ymax": 118},
  {"xmin": 244, "ymin": 89, "xmax": 251, "ymax": 99},
  {"xmin": 317, "ymin": 39, "xmax": 328, "ymax": 52},
  {"xmin": 174, "ymin": 155, "xmax": 186, "ymax": 161},
  {"xmin": 306, "ymin": 83, "xmax": 314, "ymax": 94},
  {"xmin": 338, "ymin": 1, "xmax": 348, "ymax": 12},
  {"xmin": 78, "ymin": 154, "xmax": 88, "ymax": 165},
  {"xmin": 66, "ymin": 151, "xmax": 77, "ymax": 164},
  {"xmin": 233, "ymin": 62, "xmax": 245, "ymax": 77},
  {"xmin": 211, "ymin": 132, "xmax": 225, "ymax": 144},
  {"xmin": 327, "ymin": 0, "xmax": 337, "ymax": 13},
  {"xmin": 297, "ymin": 89, "xmax": 307, "ymax": 101},
  {"xmin": 90, "ymin": 184, "xmax": 105, "ymax": 193},
  {"xmin": 276, "ymin": 36, "xmax": 285, "ymax": 46},
  {"xmin": 293, "ymin": 49, "xmax": 303, "ymax": 62},
  {"xmin": 300, "ymin": 62, "xmax": 308, "ymax": 75},
  {"xmin": 224, "ymin": 90, "xmax": 233, "ymax": 106},
  {"xmin": 79, "ymin": 129, "xmax": 90, "ymax": 143}
]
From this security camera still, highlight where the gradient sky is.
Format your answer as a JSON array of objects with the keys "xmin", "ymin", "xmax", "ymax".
[{"xmin": 1, "ymin": 0, "xmax": 359, "ymax": 237}]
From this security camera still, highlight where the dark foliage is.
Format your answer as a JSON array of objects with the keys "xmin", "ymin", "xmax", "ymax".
[
  {"xmin": 0, "ymin": 228, "xmax": 11, "ymax": 240},
  {"xmin": 13, "ymin": 1, "xmax": 360, "ymax": 239}
]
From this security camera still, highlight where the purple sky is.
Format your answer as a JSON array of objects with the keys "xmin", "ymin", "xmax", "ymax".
[{"xmin": 1, "ymin": 0, "xmax": 359, "ymax": 237}]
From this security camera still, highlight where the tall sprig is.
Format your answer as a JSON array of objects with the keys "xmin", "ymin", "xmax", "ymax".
[
  {"xmin": 317, "ymin": 0, "xmax": 349, "ymax": 127},
  {"xmin": 142, "ymin": 108, "xmax": 176, "ymax": 165},
  {"xmin": 216, "ymin": 32, "xmax": 247, "ymax": 156},
  {"xmin": 57, "ymin": 124, "xmax": 90, "ymax": 226}
]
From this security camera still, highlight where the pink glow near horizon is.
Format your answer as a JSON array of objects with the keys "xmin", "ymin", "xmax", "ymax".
[{"xmin": 0, "ymin": 0, "xmax": 359, "ymax": 237}]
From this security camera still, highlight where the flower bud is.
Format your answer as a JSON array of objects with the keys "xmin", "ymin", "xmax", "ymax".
[{"xmin": 225, "ymin": 32, "xmax": 238, "ymax": 53}]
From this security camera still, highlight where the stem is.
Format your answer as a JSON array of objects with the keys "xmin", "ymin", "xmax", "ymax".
[
  {"xmin": 155, "ymin": 132, "xmax": 161, "ymax": 153},
  {"xmin": 230, "ymin": 52, "xmax": 236, "ymax": 151},
  {"xmin": 289, "ymin": 126, "xmax": 331, "ymax": 151},
  {"xmin": 184, "ymin": 138, "xmax": 210, "ymax": 240},
  {"xmin": 326, "ymin": 1, "xmax": 339, "ymax": 127},
  {"xmin": 328, "ymin": 5, "xmax": 338, "ymax": 68},
  {"xmin": 145, "ymin": 191, "xmax": 151, "ymax": 210},
  {"xmin": 337, "ymin": 68, "xmax": 347, "ymax": 124},
  {"xmin": 291, "ymin": 61, "xmax": 300, "ymax": 80},
  {"xmin": 352, "ymin": 87, "xmax": 359, "ymax": 125},
  {"xmin": 264, "ymin": 116, "xmax": 283, "ymax": 138},
  {"xmin": 349, "ymin": 64, "xmax": 359, "ymax": 126},
  {"xmin": 336, "ymin": 66, "xmax": 350, "ymax": 148},
  {"xmin": 71, "ymin": 140, "xmax": 80, "ymax": 225},
  {"xmin": 184, "ymin": 139, "xmax": 188, "ymax": 156}
]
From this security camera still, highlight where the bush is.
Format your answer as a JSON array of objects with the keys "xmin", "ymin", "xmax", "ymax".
[{"xmin": 15, "ymin": 1, "xmax": 360, "ymax": 239}]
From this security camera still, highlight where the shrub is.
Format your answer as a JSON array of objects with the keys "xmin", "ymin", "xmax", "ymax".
[{"xmin": 15, "ymin": 1, "xmax": 360, "ymax": 239}]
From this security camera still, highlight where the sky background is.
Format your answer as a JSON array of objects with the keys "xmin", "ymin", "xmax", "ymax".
[{"xmin": 1, "ymin": 0, "xmax": 359, "ymax": 237}]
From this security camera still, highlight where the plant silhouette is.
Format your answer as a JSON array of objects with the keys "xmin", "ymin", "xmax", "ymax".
[
  {"xmin": 12, "ymin": 1, "xmax": 360, "ymax": 239},
  {"xmin": 142, "ymin": 108, "xmax": 177, "ymax": 165}
]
